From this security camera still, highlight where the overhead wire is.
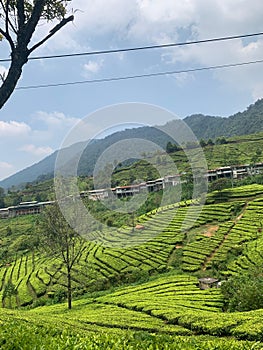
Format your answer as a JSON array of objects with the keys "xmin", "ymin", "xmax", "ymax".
[
  {"xmin": 0, "ymin": 30, "xmax": 261, "ymax": 90},
  {"xmin": 1, "ymin": 31, "xmax": 263, "ymax": 62},
  {"xmin": 16, "ymin": 58, "xmax": 263, "ymax": 90}
]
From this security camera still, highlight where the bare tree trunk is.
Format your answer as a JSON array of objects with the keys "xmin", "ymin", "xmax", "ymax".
[
  {"xmin": 0, "ymin": 49, "xmax": 28, "ymax": 109},
  {"xmin": 67, "ymin": 266, "xmax": 72, "ymax": 310}
]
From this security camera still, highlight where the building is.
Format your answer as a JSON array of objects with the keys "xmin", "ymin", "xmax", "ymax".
[
  {"xmin": 206, "ymin": 162, "xmax": 263, "ymax": 182},
  {"xmin": 81, "ymin": 189, "xmax": 110, "ymax": 201},
  {"xmin": 0, "ymin": 201, "xmax": 54, "ymax": 219},
  {"xmin": 198, "ymin": 277, "xmax": 219, "ymax": 290}
]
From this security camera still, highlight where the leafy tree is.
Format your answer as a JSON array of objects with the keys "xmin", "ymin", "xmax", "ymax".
[
  {"xmin": 2, "ymin": 279, "xmax": 17, "ymax": 308},
  {"xmin": 0, "ymin": 0, "xmax": 74, "ymax": 109},
  {"xmin": 166, "ymin": 141, "xmax": 179, "ymax": 153},
  {"xmin": 207, "ymin": 138, "xmax": 214, "ymax": 146},
  {"xmin": 250, "ymin": 148, "xmax": 262, "ymax": 173},
  {"xmin": 221, "ymin": 269, "xmax": 263, "ymax": 312},
  {"xmin": 5, "ymin": 226, "xmax": 12, "ymax": 236},
  {"xmin": 199, "ymin": 139, "xmax": 207, "ymax": 148},
  {"xmin": 215, "ymin": 136, "xmax": 227, "ymax": 145},
  {"xmin": 38, "ymin": 203, "xmax": 86, "ymax": 309},
  {"xmin": 0, "ymin": 186, "xmax": 5, "ymax": 208},
  {"xmin": 209, "ymin": 178, "xmax": 230, "ymax": 193}
]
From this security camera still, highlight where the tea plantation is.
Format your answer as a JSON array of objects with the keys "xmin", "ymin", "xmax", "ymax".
[{"xmin": 1, "ymin": 184, "xmax": 263, "ymax": 349}]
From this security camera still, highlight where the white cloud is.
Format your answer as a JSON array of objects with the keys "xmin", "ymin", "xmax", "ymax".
[
  {"xmin": 0, "ymin": 121, "xmax": 31, "ymax": 137},
  {"xmin": 27, "ymin": 0, "xmax": 263, "ymax": 102},
  {"xmin": 0, "ymin": 162, "xmax": 14, "ymax": 181},
  {"xmin": 34, "ymin": 111, "xmax": 81, "ymax": 128},
  {"xmin": 83, "ymin": 59, "xmax": 104, "ymax": 76},
  {"xmin": 0, "ymin": 161, "xmax": 13, "ymax": 169},
  {"xmin": 19, "ymin": 144, "xmax": 53, "ymax": 157}
]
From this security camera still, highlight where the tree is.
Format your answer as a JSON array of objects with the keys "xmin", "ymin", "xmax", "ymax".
[
  {"xmin": 209, "ymin": 177, "xmax": 230, "ymax": 193},
  {"xmin": 38, "ymin": 203, "xmax": 86, "ymax": 309},
  {"xmin": 0, "ymin": 1, "xmax": 74, "ymax": 109},
  {"xmin": 250, "ymin": 148, "xmax": 262, "ymax": 174},
  {"xmin": 221, "ymin": 268, "xmax": 263, "ymax": 312},
  {"xmin": 215, "ymin": 136, "xmax": 227, "ymax": 145},
  {"xmin": 166, "ymin": 141, "xmax": 179, "ymax": 153},
  {"xmin": 0, "ymin": 186, "xmax": 5, "ymax": 208},
  {"xmin": 207, "ymin": 138, "xmax": 214, "ymax": 146},
  {"xmin": 2, "ymin": 279, "xmax": 18, "ymax": 308},
  {"xmin": 199, "ymin": 139, "xmax": 207, "ymax": 148}
]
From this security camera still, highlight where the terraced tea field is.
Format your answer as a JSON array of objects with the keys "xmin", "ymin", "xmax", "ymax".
[
  {"xmin": 1, "ymin": 184, "xmax": 263, "ymax": 348},
  {"xmin": 1, "ymin": 273, "xmax": 263, "ymax": 347},
  {"xmin": 1, "ymin": 184, "xmax": 263, "ymax": 308}
]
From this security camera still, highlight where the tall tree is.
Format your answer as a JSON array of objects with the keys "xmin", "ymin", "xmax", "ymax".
[
  {"xmin": 0, "ymin": 0, "xmax": 74, "ymax": 109},
  {"xmin": 39, "ymin": 202, "xmax": 86, "ymax": 309},
  {"xmin": 0, "ymin": 186, "xmax": 5, "ymax": 208}
]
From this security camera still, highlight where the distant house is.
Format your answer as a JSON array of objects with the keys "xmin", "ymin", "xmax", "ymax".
[
  {"xmin": 111, "ymin": 184, "xmax": 143, "ymax": 198},
  {"xmin": 198, "ymin": 277, "xmax": 219, "ymax": 290},
  {"xmin": 206, "ymin": 162, "xmax": 263, "ymax": 182},
  {"xmin": 0, "ymin": 201, "xmax": 54, "ymax": 219},
  {"xmin": 83, "ymin": 189, "xmax": 110, "ymax": 201}
]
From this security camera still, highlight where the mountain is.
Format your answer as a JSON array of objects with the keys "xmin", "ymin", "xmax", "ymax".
[
  {"xmin": 0, "ymin": 142, "xmax": 86, "ymax": 189},
  {"xmin": 1, "ymin": 99, "xmax": 263, "ymax": 189},
  {"xmin": 184, "ymin": 99, "xmax": 263, "ymax": 139}
]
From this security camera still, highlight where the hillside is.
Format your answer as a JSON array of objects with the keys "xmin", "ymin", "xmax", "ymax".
[
  {"xmin": 185, "ymin": 98, "xmax": 263, "ymax": 139},
  {"xmin": 1, "ymin": 99, "xmax": 263, "ymax": 189},
  {"xmin": 0, "ymin": 141, "xmax": 86, "ymax": 190},
  {"xmin": 1, "ymin": 183, "xmax": 263, "ymax": 348}
]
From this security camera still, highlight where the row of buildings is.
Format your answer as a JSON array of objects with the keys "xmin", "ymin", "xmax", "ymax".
[
  {"xmin": 82, "ymin": 174, "xmax": 181, "ymax": 201},
  {"xmin": 0, "ymin": 201, "xmax": 54, "ymax": 219},
  {"xmin": 85, "ymin": 162, "xmax": 263, "ymax": 201},
  {"xmin": 0, "ymin": 175, "xmax": 182, "ymax": 218},
  {"xmin": 206, "ymin": 162, "xmax": 263, "ymax": 182},
  {"xmin": 1, "ymin": 162, "xmax": 263, "ymax": 218}
]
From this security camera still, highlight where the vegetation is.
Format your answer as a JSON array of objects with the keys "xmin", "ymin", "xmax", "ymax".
[
  {"xmin": 2, "ymin": 129, "xmax": 263, "ymax": 347},
  {"xmin": 221, "ymin": 268, "xmax": 263, "ymax": 312},
  {"xmin": 185, "ymin": 99, "xmax": 263, "ymax": 139},
  {"xmin": 39, "ymin": 203, "xmax": 86, "ymax": 309}
]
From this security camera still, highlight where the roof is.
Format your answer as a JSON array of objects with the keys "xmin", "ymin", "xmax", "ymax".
[{"xmin": 198, "ymin": 277, "xmax": 218, "ymax": 284}]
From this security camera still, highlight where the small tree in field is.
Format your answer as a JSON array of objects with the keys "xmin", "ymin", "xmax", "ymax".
[
  {"xmin": 0, "ymin": 1, "xmax": 74, "ymax": 109},
  {"xmin": 39, "ymin": 203, "xmax": 86, "ymax": 309}
]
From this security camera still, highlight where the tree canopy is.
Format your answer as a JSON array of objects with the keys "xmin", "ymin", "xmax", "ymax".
[
  {"xmin": 0, "ymin": 0, "xmax": 74, "ymax": 109},
  {"xmin": 39, "ymin": 202, "xmax": 86, "ymax": 309}
]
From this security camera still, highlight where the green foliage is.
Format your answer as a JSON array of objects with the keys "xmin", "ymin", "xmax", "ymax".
[
  {"xmin": 166, "ymin": 141, "xmax": 180, "ymax": 153},
  {"xmin": 221, "ymin": 269, "xmax": 263, "ymax": 312},
  {"xmin": 209, "ymin": 178, "xmax": 232, "ymax": 193},
  {"xmin": 0, "ymin": 317, "xmax": 261, "ymax": 350},
  {"xmin": 2, "ymin": 183, "xmax": 263, "ymax": 347}
]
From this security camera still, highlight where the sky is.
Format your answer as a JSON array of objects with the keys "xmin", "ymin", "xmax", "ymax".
[{"xmin": 1, "ymin": 0, "xmax": 263, "ymax": 181}]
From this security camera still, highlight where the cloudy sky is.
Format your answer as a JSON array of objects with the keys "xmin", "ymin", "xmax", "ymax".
[{"xmin": 1, "ymin": 0, "xmax": 263, "ymax": 180}]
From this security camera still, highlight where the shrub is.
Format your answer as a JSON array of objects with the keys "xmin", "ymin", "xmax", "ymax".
[{"xmin": 221, "ymin": 269, "xmax": 263, "ymax": 312}]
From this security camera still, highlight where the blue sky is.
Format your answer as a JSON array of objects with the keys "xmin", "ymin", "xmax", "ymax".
[{"xmin": 1, "ymin": 0, "xmax": 263, "ymax": 180}]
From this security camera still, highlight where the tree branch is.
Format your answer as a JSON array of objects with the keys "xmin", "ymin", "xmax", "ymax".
[
  {"xmin": 28, "ymin": 15, "xmax": 74, "ymax": 53},
  {"xmin": 17, "ymin": 0, "xmax": 25, "ymax": 30},
  {"xmin": 0, "ymin": 0, "xmax": 17, "ymax": 34},
  {"xmin": 5, "ymin": 0, "xmax": 10, "ymax": 36},
  {"xmin": 22, "ymin": 0, "xmax": 46, "ymax": 46},
  {"xmin": 0, "ymin": 25, "xmax": 15, "ymax": 51}
]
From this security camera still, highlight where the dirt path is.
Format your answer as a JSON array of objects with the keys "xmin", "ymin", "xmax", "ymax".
[{"xmin": 202, "ymin": 203, "xmax": 248, "ymax": 271}]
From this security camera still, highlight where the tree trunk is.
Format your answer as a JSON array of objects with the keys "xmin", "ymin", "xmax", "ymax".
[
  {"xmin": 67, "ymin": 266, "xmax": 72, "ymax": 310},
  {"xmin": 0, "ymin": 49, "xmax": 28, "ymax": 109}
]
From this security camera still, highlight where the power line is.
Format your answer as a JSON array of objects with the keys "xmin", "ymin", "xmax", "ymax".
[
  {"xmin": 16, "ymin": 58, "xmax": 263, "ymax": 90},
  {"xmin": 1, "ymin": 31, "xmax": 263, "ymax": 62}
]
